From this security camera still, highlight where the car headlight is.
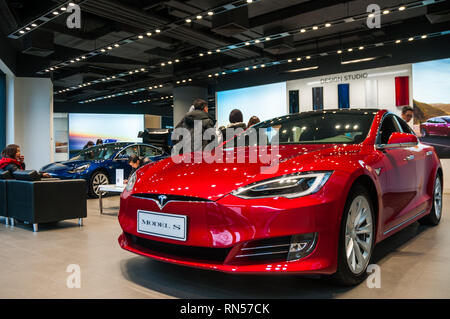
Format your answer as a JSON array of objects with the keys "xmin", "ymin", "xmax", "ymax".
[
  {"xmin": 232, "ymin": 171, "xmax": 332, "ymax": 199},
  {"xmin": 126, "ymin": 172, "xmax": 137, "ymax": 192},
  {"xmin": 68, "ymin": 163, "xmax": 90, "ymax": 173}
]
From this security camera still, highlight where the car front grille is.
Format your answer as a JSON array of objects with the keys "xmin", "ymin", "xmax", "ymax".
[{"xmin": 126, "ymin": 232, "xmax": 231, "ymax": 264}]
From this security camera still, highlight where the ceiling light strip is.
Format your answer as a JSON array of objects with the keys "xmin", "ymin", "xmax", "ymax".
[
  {"xmin": 37, "ymin": 0, "xmax": 261, "ymax": 74},
  {"xmin": 54, "ymin": 67, "xmax": 148, "ymax": 95},
  {"xmin": 75, "ymin": 30, "xmax": 447, "ymax": 104},
  {"xmin": 8, "ymin": 1, "xmax": 86, "ymax": 39}
]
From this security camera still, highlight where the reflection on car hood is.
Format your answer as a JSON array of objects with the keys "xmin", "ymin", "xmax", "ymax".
[
  {"xmin": 41, "ymin": 160, "xmax": 100, "ymax": 172},
  {"xmin": 132, "ymin": 144, "xmax": 364, "ymax": 201}
]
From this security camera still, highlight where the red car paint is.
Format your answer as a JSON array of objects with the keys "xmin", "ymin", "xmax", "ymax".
[{"xmin": 118, "ymin": 109, "xmax": 441, "ymax": 274}]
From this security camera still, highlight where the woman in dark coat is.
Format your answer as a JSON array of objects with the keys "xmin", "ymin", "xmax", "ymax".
[
  {"xmin": 0, "ymin": 144, "xmax": 26, "ymax": 173},
  {"xmin": 0, "ymin": 144, "xmax": 50, "ymax": 177}
]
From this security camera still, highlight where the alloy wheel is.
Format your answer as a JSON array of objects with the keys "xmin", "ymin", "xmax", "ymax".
[
  {"xmin": 345, "ymin": 195, "xmax": 374, "ymax": 275},
  {"xmin": 434, "ymin": 177, "xmax": 442, "ymax": 220},
  {"xmin": 93, "ymin": 173, "xmax": 109, "ymax": 196}
]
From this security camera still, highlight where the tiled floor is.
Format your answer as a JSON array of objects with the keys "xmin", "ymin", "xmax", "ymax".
[{"xmin": 1, "ymin": 195, "xmax": 449, "ymax": 298}]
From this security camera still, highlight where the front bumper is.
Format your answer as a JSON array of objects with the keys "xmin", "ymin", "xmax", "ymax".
[{"xmin": 118, "ymin": 187, "xmax": 345, "ymax": 274}]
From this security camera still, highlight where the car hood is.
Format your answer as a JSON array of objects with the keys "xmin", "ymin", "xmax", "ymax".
[
  {"xmin": 132, "ymin": 144, "xmax": 363, "ymax": 201},
  {"xmin": 41, "ymin": 160, "xmax": 99, "ymax": 172}
]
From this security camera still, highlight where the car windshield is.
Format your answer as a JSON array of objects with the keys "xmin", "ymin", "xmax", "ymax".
[
  {"xmin": 442, "ymin": 117, "xmax": 450, "ymax": 123},
  {"xmin": 69, "ymin": 144, "xmax": 125, "ymax": 161},
  {"xmin": 225, "ymin": 111, "xmax": 376, "ymax": 146}
]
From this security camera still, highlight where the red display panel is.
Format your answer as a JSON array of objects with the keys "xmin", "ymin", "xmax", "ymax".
[{"xmin": 395, "ymin": 76, "xmax": 410, "ymax": 106}]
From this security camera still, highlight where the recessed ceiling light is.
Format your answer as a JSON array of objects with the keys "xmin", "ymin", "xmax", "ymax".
[
  {"xmin": 208, "ymin": 11, "xmax": 214, "ymax": 16},
  {"xmin": 399, "ymin": 6, "xmax": 406, "ymax": 11},
  {"xmin": 325, "ymin": 23, "xmax": 331, "ymax": 27},
  {"xmin": 300, "ymin": 29, "xmax": 306, "ymax": 33},
  {"xmin": 245, "ymin": 42, "xmax": 250, "ymax": 45},
  {"xmin": 107, "ymin": 46, "xmax": 112, "ymax": 50},
  {"xmin": 31, "ymin": 23, "xmax": 37, "ymax": 27},
  {"xmin": 25, "ymin": 27, "xmax": 30, "ymax": 30},
  {"xmin": 265, "ymin": 37, "xmax": 270, "ymax": 41},
  {"xmin": 100, "ymin": 49, "xmax": 106, "ymax": 52},
  {"xmin": 312, "ymin": 26, "xmax": 318, "ymax": 30},
  {"xmin": 156, "ymin": 29, "xmax": 161, "ymax": 33},
  {"xmin": 175, "ymin": 59, "xmax": 180, "ymax": 62},
  {"xmin": 337, "ymin": 50, "xmax": 342, "ymax": 54},
  {"xmin": 207, "ymin": 51, "xmax": 212, "ymax": 54},
  {"xmin": 359, "ymin": 46, "xmax": 364, "ymax": 50},
  {"xmin": 146, "ymin": 32, "xmax": 152, "ymax": 36},
  {"xmin": 297, "ymin": 57, "xmax": 302, "ymax": 61},
  {"xmin": 114, "ymin": 44, "xmax": 119, "ymax": 47},
  {"xmin": 408, "ymin": 37, "xmax": 414, "ymax": 41},
  {"xmin": 368, "ymin": 13, "xmax": 374, "ymax": 18},
  {"xmin": 186, "ymin": 19, "xmax": 191, "ymax": 23},
  {"xmin": 52, "ymin": 11, "xmax": 59, "ymax": 15},
  {"xmin": 348, "ymin": 48, "xmax": 353, "ymax": 52},
  {"xmin": 61, "ymin": 7, "xmax": 66, "ymax": 11},
  {"xmin": 196, "ymin": 15, "xmax": 202, "ymax": 19},
  {"xmin": 19, "ymin": 30, "xmax": 25, "ymax": 34},
  {"xmin": 199, "ymin": 53, "xmax": 204, "ymax": 56},
  {"xmin": 306, "ymin": 56, "xmax": 311, "ymax": 59},
  {"xmin": 383, "ymin": 10, "xmax": 390, "ymax": 14},
  {"xmin": 395, "ymin": 39, "xmax": 401, "ymax": 43},
  {"xmin": 138, "ymin": 35, "xmax": 143, "ymax": 39},
  {"xmin": 247, "ymin": 0, "xmax": 253, "ymax": 3},
  {"xmin": 288, "ymin": 59, "xmax": 292, "ymax": 63},
  {"xmin": 255, "ymin": 39, "xmax": 260, "ymax": 43},
  {"xmin": 216, "ymin": 49, "xmax": 221, "ymax": 52}
]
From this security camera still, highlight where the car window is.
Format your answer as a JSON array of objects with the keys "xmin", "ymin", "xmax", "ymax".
[
  {"xmin": 436, "ymin": 118, "xmax": 446, "ymax": 123},
  {"xmin": 378, "ymin": 115, "xmax": 401, "ymax": 144},
  {"xmin": 69, "ymin": 144, "xmax": 124, "ymax": 161},
  {"xmin": 116, "ymin": 145, "xmax": 139, "ymax": 160},
  {"xmin": 396, "ymin": 116, "xmax": 415, "ymax": 135},
  {"xmin": 227, "ymin": 112, "xmax": 376, "ymax": 146},
  {"xmin": 140, "ymin": 145, "xmax": 163, "ymax": 157}
]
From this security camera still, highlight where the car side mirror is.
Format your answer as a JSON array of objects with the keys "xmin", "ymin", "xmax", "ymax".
[
  {"xmin": 387, "ymin": 132, "xmax": 418, "ymax": 145},
  {"xmin": 377, "ymin": 132, "xmax": 418, "ymax": 150}
]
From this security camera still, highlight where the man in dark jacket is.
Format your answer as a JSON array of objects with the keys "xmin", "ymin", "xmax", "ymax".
[{"xmin": 174, "ymin": 99, "xmax": 216, "ymax": 152}]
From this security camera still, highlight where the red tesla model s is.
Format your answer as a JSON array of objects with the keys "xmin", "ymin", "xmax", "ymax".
[
  {"xmin": 118, "ymin": 109, "xmax": 442, "ymax": 285},
  {"xmin": 420, "ymin": 116, "xmax": 450, "ymax": 137}
]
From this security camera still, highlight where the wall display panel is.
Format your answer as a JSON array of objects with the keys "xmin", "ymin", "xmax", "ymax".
[
  {"xmin": 365, "ymin": 79, "xmax": 378, "ymax": 108},
  {"xmin": 216, "ymin": 82, "xmax": 287, "ymax": 127},
  {"xmin": 312, "ymin": 87, "xmax": 324, "ymax": 110},
  {"xmin": 413, "ymin": 58, "xmax": 450, "ymax": 159},
  {"xmin": 69, "ymin": 113, "xmax": 144, "ymax": 157},
  {"xmin": 286, "ymin": 64, "xmax": 412, "ymax": 114},
  {"xmin": 338, "ymin": 84, "xmax": 350, "ymax": 109},
  {"xmin": 289, "ymin": 90, "xmax": 299, "ymax": 114},
  {"xmin": 395, "ymin": 76, "xmax": 410, "ymax": 107}
]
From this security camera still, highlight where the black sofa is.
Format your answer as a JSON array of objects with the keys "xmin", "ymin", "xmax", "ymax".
[{"xmin": 5, "ymin": 171, "xmax": 87, "ymax": 232}]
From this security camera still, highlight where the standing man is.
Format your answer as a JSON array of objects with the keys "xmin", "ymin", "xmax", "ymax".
[
  {"xmin": 401, "ymin": 106, "xmax": 414, "ymax": 123},
  {"xmin": 174, "ymin": 98, "xmax": 216, "ymax": 152}
]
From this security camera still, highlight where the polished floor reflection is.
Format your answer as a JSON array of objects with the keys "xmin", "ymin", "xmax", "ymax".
[{"xmin": 1, "ymin": 194, "xmax": 449, "ymax": 298}]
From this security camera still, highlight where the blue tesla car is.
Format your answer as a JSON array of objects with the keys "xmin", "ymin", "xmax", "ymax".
[{"xmin": 41, "ymin": 142, "xmax": 167, "ymax": 197}]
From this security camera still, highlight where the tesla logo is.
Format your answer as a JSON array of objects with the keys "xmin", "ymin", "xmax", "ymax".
[{"xmin": 158, "ymin": 195, "xmax": 168, "ymax": 207}]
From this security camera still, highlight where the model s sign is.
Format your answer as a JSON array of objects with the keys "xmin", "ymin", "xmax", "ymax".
[{"xmin": 137, "ymin": 210, "xmax": 187, "ymax": 241}]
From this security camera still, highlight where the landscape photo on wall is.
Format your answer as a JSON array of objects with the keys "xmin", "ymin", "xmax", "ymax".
[{"xmin": 413, "ymin": 58, "xmax": 450, "ymax": 158}]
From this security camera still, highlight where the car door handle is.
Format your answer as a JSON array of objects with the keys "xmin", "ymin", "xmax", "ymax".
[
  {"xmin": 426, "ymin": 151, "xmax": 433, "ymax": 156},
  {"xmin": 404, "ymin": 155, "xmax": 415, "ymax": 161}
]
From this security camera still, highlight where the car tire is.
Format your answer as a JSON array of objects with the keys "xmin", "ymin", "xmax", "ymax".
[
  {"xmin": 331, "ymin": 185, "xmax": 376, "ymax": 286},
  {"xmin": 421, "ymin": 128, "xmax": 428, "ymax": 137},
  {"xmin": 419, "ymin": 174, "xmax": 442, "ymax": 226},
  {"xmin": 88, "ymin": 171, "xmax": 109, "ymax": 198}
]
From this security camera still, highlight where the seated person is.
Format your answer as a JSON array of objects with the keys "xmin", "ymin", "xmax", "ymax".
[
  {"xmin": 0, "ymin": 144, "xmax": 50, "ymax": 177},
  {"xmin": 124, "ymin": 155, "xmax": 142, "ymax": 184}
]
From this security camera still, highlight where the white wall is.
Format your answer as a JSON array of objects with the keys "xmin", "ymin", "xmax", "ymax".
[
  {"xmin": 286, "ymin": 64, "xmax": 413, "ymax": 117},
  {"xmin": 0, "ymin": 58, "xmax": 54, "ymax": 171},
  {"xmin": 12, "ymin": 77, "xmax": 53, "ymax": 170}
]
